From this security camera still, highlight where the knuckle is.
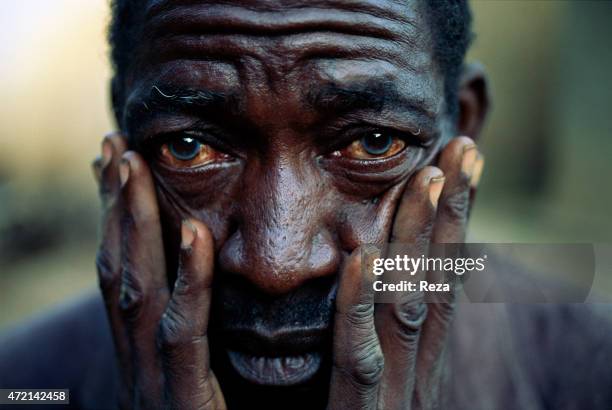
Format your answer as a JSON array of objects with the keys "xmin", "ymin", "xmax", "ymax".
[
  {"xmin": 158, "ymin": 306, "xmax": 193, "ymax": 353},
  {"xmin": 343, "ymin": 302, "xmax": 375, "ymax": 327},
  {"xmin": 347, "ymin": 342, "xmax": 385, "ymax": 387},
  {"xmin": 158, "ymin": 321, "xmax": 182, "ymax": 353},
  {"xmin": 96, "ymin": 249, "xmax": 119, "ymax": 294},
  {"xmin": 440, "ymin": 190, "xmax": 470, "ymax": 221},
  {"xmin": 172, "ymin": 274, "xmax": 199, "ymax": 297},
  {"xmin": 393, "ymin": 302, "xmax": 427, "ymax": 335},
  {"xmin": 118, "ymin": 272, "xmax": 145, "ymax": 321}
]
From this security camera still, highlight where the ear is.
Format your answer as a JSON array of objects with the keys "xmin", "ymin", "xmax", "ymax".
[
  {"xmin": 456, "ymin": 62, "xmax": 491, "ymax": 141},
  {"xmin": 110, "ymin": 76, "xmax": 124, "ymax": 130}
]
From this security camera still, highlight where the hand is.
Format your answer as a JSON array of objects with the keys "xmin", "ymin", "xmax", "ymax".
[
  {"xmin": 93, "ymin": 133, "xmax": 226, "ymax": 410},
  {"xmin": 328, "ymin": 137, "xmax": 483, "ymax": 409},
  {"xmin": 91, "ymin": 133, "xmax": 481, "ymax": 409}
]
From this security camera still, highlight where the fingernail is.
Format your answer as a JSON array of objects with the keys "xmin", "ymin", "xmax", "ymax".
[
  {"xmin": 461, "ymin": 145, "xmax": 478, "ymax": 176},
  {"xmin": 181, "ymin": 219, "xmax": 197, "ymax": 249},
  {"xmin": 429, "ymin": 176, "xmax": 445, "ymax": 208},
  {"xmin": 119, "ymin": 159, "xmax": 130, "ymax": 187},
  {"xmin": 470, "ymin": 154, "xmax": 485, "ymax": 188},
  {"xmin": 102, "ymin": 139, "xmax": 113, "ymax": 167}
]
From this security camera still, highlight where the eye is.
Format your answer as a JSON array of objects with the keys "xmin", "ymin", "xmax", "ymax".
[
  {"xmin": 335, "ymin": 132, "xmax": 406, "ymax": 160},
  {"xmin": 158, "ymin": 135, "xmax": 230, "ymax": 168}
]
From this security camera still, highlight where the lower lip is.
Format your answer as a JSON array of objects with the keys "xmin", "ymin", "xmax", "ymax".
[{"xmin": 227, "ymin": 350, "xmax": 322, "ymax": 386}]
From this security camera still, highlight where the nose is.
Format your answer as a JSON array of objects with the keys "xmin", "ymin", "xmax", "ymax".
[{"xmin": 218, "ymin": 159, "xmax": 340, "ymax": 296}]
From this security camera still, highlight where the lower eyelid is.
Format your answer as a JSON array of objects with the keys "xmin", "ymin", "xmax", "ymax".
[
  {"xmin": 321, "ymin": 145, "xmax": 422, "ymax": 182},
  {"xmin": 153, "ymin": 156, "xmax": 242, "ymax": 175}
]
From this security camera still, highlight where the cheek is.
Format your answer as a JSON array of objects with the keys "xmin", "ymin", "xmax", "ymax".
[
  {"xmin": 336, "ymin": 179, "xmax": 409, "ymax": 249},
  {"xmin": 152, "ymin": 167, "xmax": 242, "ymax": 275},
  {"xmin": 152, "ymin": 161, "xmax": 243, "ymax": 208},
  {"xmin": 151, "ymin": 160, "xmax": 411, "ymax": 275}
]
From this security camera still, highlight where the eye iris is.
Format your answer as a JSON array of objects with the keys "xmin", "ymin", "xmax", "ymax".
[
  {"xmin": 361, "ymin": 133, "xmax": 393, "ymax": 155},
  {"xmin": 168, "ymin": 137, "xmax": 201, "ymax": 161}
]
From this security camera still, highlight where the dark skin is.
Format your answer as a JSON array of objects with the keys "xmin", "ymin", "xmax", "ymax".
[
  {"xmin": 92, "ymin": 1, "xmax": 489, "ymax": 408},
  {"xmin": 2, "ymin": 2, "xmax": 612, "ymax": 409}
]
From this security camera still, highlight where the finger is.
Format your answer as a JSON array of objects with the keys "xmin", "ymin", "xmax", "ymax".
[
  {"xmin": 425, "ymin": 138, "xmax": 479, "ymax": 330},
  {"xmin": 97, "ymin": 133, "xmax": 128, "ymax": 286},
  {"xmin": 119, "ymin": 151, "xmax": 169, "ymax": 405},
  {"xmin": 94, "ymin": 133, "xmax": 132, "ymax": 406},
  {"xmin": 92, "ymin": 155, "xmax": 102, "ymax": 183},
  {"xmin": 99, "ymin": 133, "xmax": 128, "ymax": 203},
  {"xmin": 160, "ymin": 219, "xmax": 226, "ymax": 410},
  {"xmin": 375, "ymin": 166, "xmax": 444, "ymax": 409},
  {"xmin": 390, "ymin": 165, "xmax": 444, "ymax": 242},
  {"xmin": 422, "ymin": 137, "xmax": 477, "ymax": 338},
  {"xmin": 432, "ymin": 136, "xmax": 477, "ymax": 244},
  {"xmin": 413, "ymin": 137, "xmax": 480, "ymax": 409},
  {"xmin": 387, "ymin": 166, "xmax": 444, "ymax": 297},
  {"xmin": 468, "ymin": 153, "xmax": 484, "ymax": 217},
  {"xmin": 329, "ymin": 248, "xmax": 384, "ymax": 410}
]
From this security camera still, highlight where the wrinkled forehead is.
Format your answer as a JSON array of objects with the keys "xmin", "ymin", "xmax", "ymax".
[
  {"xmin": 142, "ymin": 0, "xmax": 425, "ymax": 42},
  {"xmin": 126, "ymin": 0, "xmax": 440, "ymax": 115}
]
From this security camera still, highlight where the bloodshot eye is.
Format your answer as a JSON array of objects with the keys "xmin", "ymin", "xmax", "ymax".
[
  {"xmin": 335, "ymin": 132, "xmax": 406, "ymax": 160},
  {"xmin": 158, "ymin": 134, "xmax": 230, "ymax": 168}
]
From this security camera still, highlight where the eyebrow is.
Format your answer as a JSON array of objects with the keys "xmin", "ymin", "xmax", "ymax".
[
  {"xmin": 307, "ymin": 81, "xmax": 437, "ymax": 131},
  {"xmin": 128, "ymin": 84, "xmax": 236, "ymax": 118},
  {"xmin": 126, "ymin": 81, "xmax": 438, "ymax": 140}
]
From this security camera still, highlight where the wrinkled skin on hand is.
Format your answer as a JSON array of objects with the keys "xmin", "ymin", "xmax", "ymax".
[
  {"xmin": 93, "ymin": 0, "xmax": 489, "ymax": 408},
  {"xmin": 93, "ymin": 135, "xmax": 484, "ymax": 409}
]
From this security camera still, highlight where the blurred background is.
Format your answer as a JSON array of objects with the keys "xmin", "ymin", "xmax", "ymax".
[{"xmin": 1, "ymin": 1, "xmax": 611, "ymax": 328}]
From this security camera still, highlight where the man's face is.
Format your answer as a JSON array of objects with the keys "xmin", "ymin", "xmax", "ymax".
[{"xmin": 118, "ymin": 0, "xmax": 448, "ymax": 400}]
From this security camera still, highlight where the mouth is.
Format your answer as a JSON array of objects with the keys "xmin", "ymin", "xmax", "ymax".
[
  {"xmin": 223, "ymin": 327, "xmax": 328, "ymax": 386},
  {"xmin": 227, "ymin": 350, "xmax": 322, "ymax": 386}
]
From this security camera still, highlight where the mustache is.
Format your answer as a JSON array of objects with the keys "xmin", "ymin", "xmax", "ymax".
[{"xmin": 210, "ymin": 274, "xmax": 337, "ymax": 331}]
